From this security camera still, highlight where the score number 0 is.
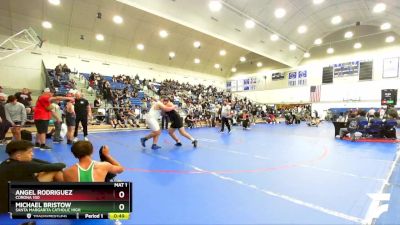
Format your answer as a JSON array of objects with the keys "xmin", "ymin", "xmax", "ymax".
[{"xmin": 115, "ymin": 190, "xmax": 128, "ymax": 211}]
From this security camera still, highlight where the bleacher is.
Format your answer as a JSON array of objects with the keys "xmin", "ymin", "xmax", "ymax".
[
  {"xmin": 46, "ymin": 69, "xmax": 73, "ymax": 96},
  {"xmin": 80, "ymin": 73, "xmax": 146, "ymax": 107}
]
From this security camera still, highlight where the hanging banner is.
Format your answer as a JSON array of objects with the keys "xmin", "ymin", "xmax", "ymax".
[
  {"xmin": 297, "ymin": 70, "xmax": 307, "ymax": 86},
  {"xmin": 332, "ymin": 61, "xmax": 360, "ymax": 78},
  {"xmin": 288, "ymin": 72, "xmax": 297, "ymax": 87}
]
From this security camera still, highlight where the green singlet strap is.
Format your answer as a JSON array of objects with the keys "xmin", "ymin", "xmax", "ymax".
[{"xmin": 77, "ymin": 161, "xmax": 95, "ymax": 182}]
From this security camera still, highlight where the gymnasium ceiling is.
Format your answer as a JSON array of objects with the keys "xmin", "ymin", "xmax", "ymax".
[{"xmin": 0, "ymin": 0, "xmax": 399, "ymax": 77}]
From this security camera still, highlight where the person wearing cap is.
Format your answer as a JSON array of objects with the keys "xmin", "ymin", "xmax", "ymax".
[
  {"xmin": 0, "ymin": 140, "xmax": 65, "ymax": 213},
  {"xmin": 33, "ymin": 88, "xmax": 73, "ymax": 150}
]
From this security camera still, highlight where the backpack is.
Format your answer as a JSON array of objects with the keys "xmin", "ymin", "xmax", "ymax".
[{"xmin": 21, "ymin": 130, "xmax": 32, "ymax": 142}]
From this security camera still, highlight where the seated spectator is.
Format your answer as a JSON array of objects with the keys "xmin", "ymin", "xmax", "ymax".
[
  {"xmin": 367, "ymin": 112, "xmax": 383, "ymax": 137},
  {"xmin": 356, "ymin": 110, "xmax": 369, "ymax": 134},
  {"xmin": 285, "ymin": 112, "xmax": 294, "ymax": 125},
  {"xmin": 93, "ymin": 96, "xmax": 102, "ymax": 114},
  {"xmin": 62, "ymin": 64, "xmax": 71, "ymax": 73},
  {"xmin": 125, "ymin": 108, "xmax": 140, "ymax": 128},
  {"xmin": 336, "ymin": 112, "xmax": 345, "ymax": 122},
  {"xmin": 5, "ymin": 95, "xmax": 27, "ymax": 141},
  {"xmin": 53, "ymin": 76, "xmax": 61, "ymax": 87},
  {"xmin": 307, "ymin": 117, "xmax": 320, "ymax": 127},
  {"xmin": 339, "ymin": 113, "xmax": 358, "ymax": 140},
  {"xmin": 242, "ymin": 110, "xmax": 250, "ymax": 130},
  {"xmin": 116, "ymin": 110, "xmax": 128, "ymax": 128},
  {"xmin": 63, "ymin": 141, "xmax": 124, "ymax": 182},
  {"xmin": 266, "ymin": 113, "xmax": 278, "ymax": 124},
  {"xmin": 0, "ymin": 140, "xmax": 65, "ymax": 213},
  {"xmin": 185, "ymin": 114, "xmax": 195, "ymax": 129},
  {"xmin": 382, "ymin": 110, "xmax": 398, "ymax": 139}
]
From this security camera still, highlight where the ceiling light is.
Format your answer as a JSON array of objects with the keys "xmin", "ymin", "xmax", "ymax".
[
  {"xmin": 380, "ymin": 22, "xmax": 391, "ymax": 30},
  {"xmin": 42, "ymin": 21, "xmax": 52, "ymax": 29},
  {"xmin": 137, "ymin": 43, "xmax": 144, "ymax": 50},
  {"xmin": 159, "ymin": 30, "xmax": 168, "ymax": 38},
  {"xmin": 289, "ymin": 44, "xmax": 297, "ymax": 51},
  {"xmin": 385, "ymin": 36, "xmax": 395, "ymax": 43},
  {"xmin": 304, "ymin": 52, "xmax": 310, "ymax": 58},
  {"xmin": 313, "ymin": 0, "xmax": 325, "ymax": 4},
  {"xmin": 209, "ymin": 1, "xmax": 222, "ymax": 12},
  {"xmin": 344, "ymin": 31, "xmax": 353, "ymax": 39},
  {"xmin": 169, "ymin": 52, "xmax": 175, "ymax": 58},
  {"xmin": 297, "ymin": 25, "xmax": 307, "ymax": 34},
  {"xmin": 214, "ymin": 63, "xmax": 220, "ymax": 69},
  {"xmin": 327, "ymin": 47, "xmax": 334, "ymax": 54},
  {"xmin": 353, "ymin": 42, "xmax": 362, "ymax": 49},
  {"xmin": 113, "ymin": 15, "xmax": 123, "ymax": 24},
  {"xmin": 48, "ymin": 0, "xmax": 60, "ymax": 5},
  {"xmin": 239, "ymin": 56, "xmax": 246, "ymax": 62},
  {"xmin": 245, "ymin": 20, "xmax": 256, "ymax": 29},
  {"xmin": 274, "ymin": 8, "xmax": 286, "ymax": 18},
  {"xmin": 193, "ymin": 41, "xmax": 201, "ymax": 48},
  {"xmin": 231, "ymin": 67, "xmax": 237, "ymax": 72},
  {"xmin": 95, "ymin": 34, "xmax": 104, "ymax": 41},
  {"xmin": 314, "ymin": 38, "xmax": 322, "ymax": 45},
  {"xmin": 270, "ymin": 34, "xmax": 279, "ymax": 41},
  {"xmin": 256, "ymin": 62, "xmax": 263, "ymax": 67},
  {"xmin": 219, "ymin": 49, "xmax": 226, "ymax": 56},
  {"xmin": 373, "ymin": 3, "xmax": 386, "ymax": 13},
  {"xmin": 331, "ymin": 15, "xmax": 342, "ymax": 25},
  {"xmin": 194, "ymin": 58, "xmax": 200, "ymax": 64}
]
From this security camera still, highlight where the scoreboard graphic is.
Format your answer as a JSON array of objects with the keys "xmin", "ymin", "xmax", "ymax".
[
  {"xmin": 9, "ymin": 182, "xmax": 132, "ymax": 220},
  {"xmin": 381, "ymin": 89, "xmax": 398, "ymax": 106}
]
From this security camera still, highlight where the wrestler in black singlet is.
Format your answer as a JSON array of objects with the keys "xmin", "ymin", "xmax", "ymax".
[{"xmin": 165, "ymin": 109, "xmax": 184, "ymax": 129}]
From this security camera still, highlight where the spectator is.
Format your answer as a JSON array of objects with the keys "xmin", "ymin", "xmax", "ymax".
[
  {"xmin": 185, "ymin": 114, "xmax": 195, "ymax": 129},
  {"xmin": 0, "ymin": 86, "xmax": 7, "ymax": 103},
  {"xmin": 0, "ymin": 140, "xmax": 65, "ymax": 213},
  {"xmin": 382, "ymin": 110, "xmax": 398, "ymax": 139},
  {"xmin": 4, "ymin": 95, "xmax": 27, "ymax": 141},
  {"xmin": 15, "ymin": 88, "xmax": 33, "ymax": 114},
  {"xmin": 0, "ymin": 98, "xmax": 11, "ymax": 144},
  {"xmin": 63, "ymin": 141, "xmax": 124, "ymax": 182},
  {"xmin": 51, "ymin": 100, "xmax": 63, "ymax": 143},
  {"xmin": 339, "ymin": 113, "xmax": 358, "ymax": 140}
]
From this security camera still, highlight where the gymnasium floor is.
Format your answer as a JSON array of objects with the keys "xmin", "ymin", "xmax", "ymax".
[{"xmin": 1, "ymin": 122, "xmax": 399, "ymax": 225}]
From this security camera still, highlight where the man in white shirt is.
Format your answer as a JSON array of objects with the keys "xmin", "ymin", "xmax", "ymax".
[
  {"xmin": 368, "ymin": 107, "xmax": 375, "ymax": 121},
  {"xmin": 220, "ymin": 100, "xmax": 231, "ymax": 133}
]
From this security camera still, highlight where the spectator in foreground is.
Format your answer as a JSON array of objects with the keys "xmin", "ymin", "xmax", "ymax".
[
  {"xmin": 0, "ymin": 140, "xmax": 65, "ymax": 213},
  {"xmin": 63, "ymin": 141, "xmax": 124, "ymax": 182}
]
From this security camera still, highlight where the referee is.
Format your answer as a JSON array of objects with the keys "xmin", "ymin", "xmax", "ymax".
[
  {"xmin": 220, "ymin": 99, "xmax": 231, "ymax": 133},
  {"xmin": 73, "ymin": 92, "xmax": 92, "ymax": 142}
]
